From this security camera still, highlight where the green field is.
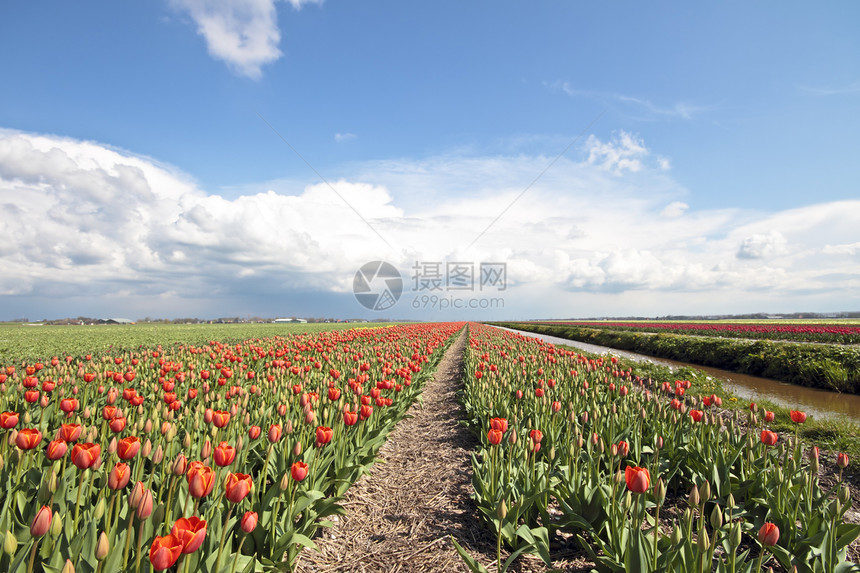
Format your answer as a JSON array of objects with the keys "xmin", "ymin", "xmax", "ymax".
[{"xmin": 0, "ymin": 322, "xmax": 392, "ymax": 362}]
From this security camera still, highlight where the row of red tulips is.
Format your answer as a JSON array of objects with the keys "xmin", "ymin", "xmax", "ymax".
[
  {"xmin": 456, "ymin": 323, "xmax": 859, "ymax": 572},
  {"xmin": 0, "ymin": 322, "xmax": 464, "ymax": 572}
]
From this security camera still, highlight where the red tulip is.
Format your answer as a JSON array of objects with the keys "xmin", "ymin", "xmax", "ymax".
[
  {"xmin": 46, "ymin": 439, "xmax": 68, "ymax": 460},
  {"xmin": 149, "ymin": 534, "xmax": 184, "ymax": 570},
  {"xmin": 171, "ymin": 516, "xmax": 207, "ymax": 554},
  {"xmin": 761, "ymin": 430, "xmax": 778, "ymax": 446},
  {"xmin": 625, "ymin": 466, "xmax": 651, "ymax": 493},
  {"xmin": 490, "ymin": 417, "xmax": 508, "ymax": 432},
  {"xmin": 187, "ymin": 462, "xmax": 215, "ymax": 498},
  {"xmin": 109, "ymin": 416, "xmax": 127, "ymax": 433},
  {"xmin": 343, "ymin": 409, "xmax": 358, "ymax": 426},
  {"xmin": 213, "ymin": 441, "xmax": 236, "ymax": 467},
  {"xmin": 790, "ymin": 410, "xmax": 807, "ymax": 424},
  {"xmin": 30, "ymin": 505, "xmax": 52, "ymax": 537},
  {"xmin": 0, "ymin": 411, "xmax": 19, "ymax": 429},
  {"xmin": 71, "ymin": 442, "xmax": 101, "ymax": 470},
  {"xmin": 248, "ymin": 425, "xmax": 261, "ymax": 440},
  {"xmin": 690, "ymin": 410, "xmax": 704, "ymax": 422},
  {"xmin": 58, "ymin": 423, "xmax": 82, "ymax": 443},
  {"xmin": 267, "ymin": 424, "xmax": 282, "ymax": 442},
  {"xmin": 758, "ymin": 522, "xmax": 779, "ymax": 546},
  {"xmin": 328, "ymin": 387, "xmax": 341, "ymax": 401},
  {"xmin": 137, "ymin": 488, "xmax": 154, "ymax": 520},
  {"xmin": 59, "ymin": 398, "xmax": 78, "ymax": 414},
  {"xmin": 241, "ymin": 511, "xmax": 258, "ymax": 533},
  {"xmin": 764, "ymin": 411, "xmax": 775, "ymax": 423},
  {"xmin": 117, "ymin": 436, "xmax": 141, "ymax": 460},
  {"xmin": 315, "ymin": 426, "xmax": 333, "ymax": 447},
  {"xmin": 359, "ymin": 404, "xmax": 373, "ymax": 420},
  {"xmin": 529, "ymin": 429, "xmax": 543, "ymax": 444},
  {"xmin": 291, "ymin": 461, "xmax": 309, "ymax": 482},
  {"xmin": 837, "ymin": 453, "xmax": 849, "ymax": 469},
  {"xmin": 617, "ymin": 440, "xmax": 629, "ymax": 458},
  {"xmin": 16, "ymin": 428, "xmax": 43, "ymax": 450},
  {"xmin": 109, "ymin": 462, "xmax": 131, "ymax": 490},
  {"xmin": 212, "ymin": 410, "xmax": 230, "ymax": 428},
  {"xmin": 487, "ymin": 429, "xmax": 503, "ymax": 445},
  {"xmin": 224, "ymin": 472, "xmax": 253, "ymax": 503}
]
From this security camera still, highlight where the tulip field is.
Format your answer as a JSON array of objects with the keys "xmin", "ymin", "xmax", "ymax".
[
  {"xmin": 528, "ymin": 320, "xmax": 860, "ymax": 345},
  {"xmin": 458, "ymin": 324, "xmax": 860, "ymax": 572},
  {"xmin": 0, "ymin": 322, "xmax": 463, "ymax": 572},
  {"xmin": 1, "ymin": 320, "xmax": 859, "ymax": 572}
]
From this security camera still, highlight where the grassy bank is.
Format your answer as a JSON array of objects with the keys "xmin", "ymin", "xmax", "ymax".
[{"xmin": 494, "ymin": 322, "xmax": 860, "ymax": 394}]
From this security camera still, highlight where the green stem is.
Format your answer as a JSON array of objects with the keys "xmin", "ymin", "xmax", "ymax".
[
  {"xmin": 72, "ymin": 469, "xmax": 88, "ymax": 533},
  {"xmin": 26, "ymin": 540, "xmax": 39, "ymax": 573},
  {"xmin": 121, "ymin": 516, "xmax": 135, "ymax": 573},
  {"xmin": 229, "ymin": 535, "xmax": 248, "ymax": 573},
  {"xmin": 213, "ymin": 505, "xmax": 235, "ymax": 573},
  {"xmin": 134, "ymin": 517, "xmax": 146, "ymax": 573}
]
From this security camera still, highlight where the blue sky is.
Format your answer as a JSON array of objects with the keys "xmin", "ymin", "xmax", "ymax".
[{"xmin": 1, "ymin": 1, "xmax": 858, "ymax": 321}]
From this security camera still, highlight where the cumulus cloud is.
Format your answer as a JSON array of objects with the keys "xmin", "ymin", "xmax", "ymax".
[
  {"xmin": 334, "ymin": 132, "xmax": 356, "ymax": 143},
  {"xmin": 736, "ymin": 230, "xmax": 788, "ymax": 259},
  {"xmin": 2, "ymin": 128, "xmax": 859, "ymax": 317},
  {"xmin": 585, "ymin": 131, "xmax": 648, "ymax": 173},
  {"xmin": 171, "ymin": 0, "xmax": 322, "ymax": 78}
]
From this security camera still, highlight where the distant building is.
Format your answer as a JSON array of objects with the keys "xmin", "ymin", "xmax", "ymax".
[
  {"xmin": 273, "ymin": 318, "xmax": 307, "ymax": 323},
  {"xmin": 101, "ymin": 318, "xmax": 135, "ymax": 324}
]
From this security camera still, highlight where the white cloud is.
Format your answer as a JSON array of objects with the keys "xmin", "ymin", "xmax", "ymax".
[
  {"xmin": 554, "ymin": 83, "xmax": 709, "ymax": 120},
  {"xmin": 334, "ymin": 132, "xmax": 356, "ymax": 143},
  {"xmin": 660, "ymin": 201, "xmax": 688, "ymax": 218},
  {"xmin": 585, "ymin": 131, "xmax": 648, "ymax": 173},
  {"xmin": 737, "ymin": 231, "xmax": 788, "ymax": 259},
  {"xmin": 823, "ymin": 242, "xmax": 860, "ymax": 256},
  {"xmin": 1, "ymin": 128, "xmax": 859, "ymax": 317},
  {"xmin": 170, "ymin": 0, "xmax": 322, "ymax": 79}
]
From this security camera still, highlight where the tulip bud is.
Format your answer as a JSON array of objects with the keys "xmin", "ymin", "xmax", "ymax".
[
  {"xmin": 152, "ymin": 502, "xmax": 165, "ymax": 525},
  {"xmin": 710, "ymin": 504, "xmax": 723, "ymax": 529},
  {"xmin": 654, "ymin": 479, "xmax": 666, "ymax": 505},
  {"xmin": 136, "ymin": 489, "xmax": 154, "ymax": 520},
  {"xmin": 30, "ymin": 506, "xmax": 52, "ymax": 537},
  {"xmin": 241, "ymin": 511, "xmax": 258, "ymax": 533},
  {"xmin": 280, "ymin": 472, "xmax": 290, "ymax": 492},
  {"xmin": 61, "ymin": 559, "xmax": 74, "ymax": 573},
  {"xmin": 152, "ymin": 444, "xmax": 164, "ymax": 464},
  {"xmin": 699, "ymin": 481, "xmax": 710, "ymax": 503},
  {"xmin": 730, "ymin": 521, "xmax": 742, "ymax": 548},
  {"xmin": 4, "ymin": 530, "xmax": 16, "ymax": 555},
  {"xmin": 671, "ymin": 525, "xmax": 682, "ymax": 545},
  {"xmin": 142, "ymin": 439, "xmax": 152, "ymax": 458},
  {"xmin": 496, "ymin": 499, "xmax": 507, "ymax": 520},
  {"xmin": 293, "ymin": 441, "xmax": 302, "ymax": 457},
  {"xmin": 94, "ymin": 497, "xmax": 106, "ymax": 520},
  {"xmin": 95, "ymin": 531, "xmax": 110, "ymax": 560},
  {"xmin": 839, "ymin": 484, "xmax": 851, "ymax": 506},
  {"xmin": 698, "ymin": 526, "xmax": 710, "ymax": 553},
  {"xmin": 129, "ymin": 481, "xmax": 145, "ymax": 509},
  {"xmin": 688, "ymin": 485, "xmax": 700, "ymax": 508}
]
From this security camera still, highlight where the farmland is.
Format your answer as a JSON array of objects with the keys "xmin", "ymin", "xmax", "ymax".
[
  {"xmin": 527, "ymin": 320, "xmax": 860, "ymax": 345},
  {"xmin": 497, "ymin": 322, "xmax": 860, "ymax": 395},
  {"xmin": 0, "ymin": 321, "xmax": 858, "ymax": 572}
]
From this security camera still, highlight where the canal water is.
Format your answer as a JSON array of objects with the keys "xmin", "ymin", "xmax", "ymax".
[{"xmin": 492, "ymin": 326, "xmax": 860, "ymax": 424}]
